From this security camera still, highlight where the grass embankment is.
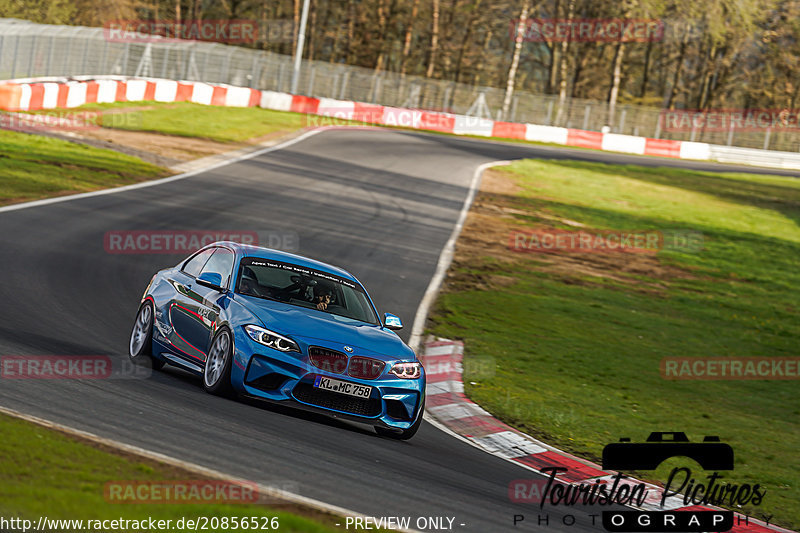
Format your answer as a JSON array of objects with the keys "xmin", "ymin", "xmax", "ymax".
[
  {"xmin": 81, "ymin": 102, "xmax": 308, "ymax": 143},
  {"xmin": 0, "ymin": 130, "xmax": 167, "ymax": 206},
  {"xmin": 0, "ymin": 413, "xmax": 340, "ymax": 532},
  {"xmin": 427, "ymin": 159, "xmax": 800, "ymax": 526},
  {"xmin": 0, "ymin": 102, "xmax": 310, "ymax": 206}
]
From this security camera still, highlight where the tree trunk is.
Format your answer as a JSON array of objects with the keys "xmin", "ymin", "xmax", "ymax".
[
  {"xmin": 426, "ymin": 0, "xmax": 440, "ymax": 78},
  {"xmin": 607, "ymin": 41, "xmax": 626, "ymax": 128},
  {"xmin": 345, "ymin": 0, "xmax": 356, "ymax": 63},
  {"xmin": 399, "ymin": 0, "xmax": 420, "ymax": 76},
  {"xmin": 666, "ymin": 24, "xmax": 690, "ymax": 110},
  {"xmin": 175, "ymin": 0, "xmax": 181, "ymax": 25},
  {"xmin": 639, "ymin": 39, "xmax": 652, "ymax": 98},
  {"xmin": 307, "ymin": 0, "xmax": 317, "ymax": 61},
  {"xmin": 292, "ymin": 0, "xmax": 300, "ymax": 53},
  {"xmin": 502, "ymin": 3, "xmax": 529, "ymax": 120},
  {"xmin": 453, "ymin": 0, "xmax": 482, "ymax": 83},
  {"xmin": 570, "ymin": 44, "xmax": 588, "ymax": 98},
  {"xmin": 373, "ymin": 0, "xmax": 389, "ymax": 72},
  {"xmin": 554, "ymin": 0, "xmax": 575, "ymax": 125},
  {"xmin": 697, "ymin": 43, "xmax": 717, "ymax": 109},
  {"xmin": 546, "ymin": 0, "xmax": 560, "ymax": 94},
  {"xmin": 472, "ymin": 29, "xmax": 493, "ymax": 86}
]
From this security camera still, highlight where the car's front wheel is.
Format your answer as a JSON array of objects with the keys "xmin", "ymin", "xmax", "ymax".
[
  {"xmin": 375, "ymin": 399, "xmax": 425, "ymax": 440},
  {"xmin": 203, "ymin": 328, "xmax": 234, "ymax": 396},
  {"xmin": 129, "ymin": 301, "xmax": 164, "ymax": 370}
]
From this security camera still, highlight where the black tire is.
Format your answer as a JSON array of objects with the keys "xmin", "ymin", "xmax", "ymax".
[
  {"xmin": 203, "ymin": 328, "xmax": 234, "ymax": 396},
  {"xmin": 375, "ymin": 399, "xmax": 425, "ymax": 440},
  {"xmin": 129, "ymin": 301, "xmax": 164, "ymax": 370}
]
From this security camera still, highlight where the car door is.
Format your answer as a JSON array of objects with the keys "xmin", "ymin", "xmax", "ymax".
[
  {"xmin": 166, "ymin": 247, "xmax": 216, "ymax": 362},
  {"xmin": 175, "ymin": 247, "xmax": 235, "ymax": 361}
]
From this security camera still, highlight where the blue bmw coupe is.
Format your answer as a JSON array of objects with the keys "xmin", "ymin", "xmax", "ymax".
[{"xmin": 129, "ymin": 241, "xmax": 425, "ymax": 439}]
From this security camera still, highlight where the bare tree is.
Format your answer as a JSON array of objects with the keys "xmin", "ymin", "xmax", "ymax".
[
  {"xmin": 554, "ymin": 0, "xmax": 576, "ymax": 125},
  {"xmin": 426, "ymin": 0, "xmax": 440, "ymax": 78},
  {"xmin": 501, "ymin": 2, "xmax": 529, "ymax": 120},
  {"xmin": 400, "ymin": 0, "xmax": 420, "ymax": 76}
]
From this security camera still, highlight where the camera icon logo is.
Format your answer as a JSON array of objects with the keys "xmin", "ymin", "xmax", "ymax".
[{"xmin": 602, "ymin": 431, "xmax": 734, "ymax": 471}]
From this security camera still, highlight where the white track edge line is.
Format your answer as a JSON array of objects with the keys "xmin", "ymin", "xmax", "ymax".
[
  {"xmin": 408, "ymin": 160, "xmax": 512, "ymax": 352},
  {"xmin": 0, "ymin": 405, "xmax": 419, "ymax": 533}
]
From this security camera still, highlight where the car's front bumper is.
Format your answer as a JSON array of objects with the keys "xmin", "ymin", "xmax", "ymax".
[{"xmin": 231, "ymin": 328, "xmax": 425, "ymax": 430}]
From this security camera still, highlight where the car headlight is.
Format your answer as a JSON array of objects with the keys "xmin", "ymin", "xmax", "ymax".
[
  {"xmin": 388, "ymin": 361, "xmax": 422, "ymax": 379},
  {"xmin": 244, "ymin": 325, "xmax": 300, "ymax": 353}
]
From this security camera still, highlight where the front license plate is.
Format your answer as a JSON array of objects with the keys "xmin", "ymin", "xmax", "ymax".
[{"xmin": 314, "ymin": 376, "xmax": 372, "ymax": 398}]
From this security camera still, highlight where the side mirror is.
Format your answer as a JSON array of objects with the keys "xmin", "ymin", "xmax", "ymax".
[
  {"xmin": 383, "ymin": 313, "xmax": 403, "ymax": 331},
  {"xmin": 196, "ymin": 272, "xmax": 224, "ymax": 291}
]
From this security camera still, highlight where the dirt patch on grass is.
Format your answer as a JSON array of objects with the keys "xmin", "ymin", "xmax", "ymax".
[
  {"xmin": 446, "ymin": 168, "xmax": 699, "ymax": 293},
  {"xmin": 80, "ymin": 128, "xmax": 233, "ymax": 163}
]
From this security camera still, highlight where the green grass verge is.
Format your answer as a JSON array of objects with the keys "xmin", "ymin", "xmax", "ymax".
[
  {"xmin": 0, "ymin": 130, "xmax": 167, "ymax": 205},
  {"xmin": 427, "ymin": 159, "xmax": 800, "ymax": 527},
  {"xmin": 73, "ymin": 102, "xmax": 307, "ymax": 143},
  {"xmin": 0, "ymin": 413, "xmax": 340, "ymax": 532}
]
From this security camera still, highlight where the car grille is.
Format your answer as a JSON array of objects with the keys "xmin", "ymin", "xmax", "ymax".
[
  {"xmin": 293, "ymin": 382, "xmax": 382, "ymax": 417},
  {"xmin": 347, "ymin": 356, "xmax": 385, "ymax": 380},
  {"xmin": 308, "ymin": 346, "xmax": 348, "ymax": 374}
]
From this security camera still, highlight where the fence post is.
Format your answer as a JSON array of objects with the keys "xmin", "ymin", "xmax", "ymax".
[
  {"xmin": 338, "ymin": 68, "xmax": 350, "ymax": 100},
  {"xmin": 331, "ymin": 73, "xmax": 339, "ymax": 99},
  {"xmin": 250, "ymin": 55, "xmax": 259, "ymax": 88},
  {"xmin": 442, "ymin": 84, "xmax": 452, "ymax": 112},
  {"xmin": 10, "ymin": 35, "xmax": 19, "ymax": 79},
  {"xmin": 727, "ymin": 121, "xmax": 735, "ymax": 146},
  {"xmin": 618, "ymin": 108, "xmax": 626, "ymax": 133},
  {"xmin": 306, "ymin": 64, "xmax": 316, "ymax": 96},
  {"xmin": 763, "ymin": 128, "xmax": 771, "ymax": 150},
  {"xmin": 277, "ymin": 62, "xmax": 285, "ymax": 92},
  {"xmin": 582, "ymin": 105, "xmax": 591, "ymax": 130},
  {"xmin": 81, "ymin": 37, "xmax": 90, "ymax": 75},
  {"xmin": 161, "ymin": 46, "xmax": 169, "ymax": 79},
  {"xmin": 100, "ymin": 39, "xmax": 109, "ymax": 75},
  {"xmin": 122, "ymin": 42, "xmax": 130, "ymax": 75},
  {"xmin": 27, "ymin": 35, "xmax": 36, "ymax": 77},
  {"xmin": 510, "ymin": 95, "xmax": 519, "ymax": 123},
  {"xmin": 201, "ymin": 50, "xmax": 211, "ymax": 82},
  {"xmin": 546, "ymin": 100, "xmax": 553, "ymax": 125}
]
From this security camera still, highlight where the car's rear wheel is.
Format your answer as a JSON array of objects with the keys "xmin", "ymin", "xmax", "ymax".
[
  {"xmin": 129, "ymin": 301, "xmax": 164, "ymax": 370},
  {"xmin": 203, "ymin": 328, "xmax": 234, "ymax": 396},
  {"xmin": 375, "ymin": 399, "xmax": 425, "ymax": 440}
]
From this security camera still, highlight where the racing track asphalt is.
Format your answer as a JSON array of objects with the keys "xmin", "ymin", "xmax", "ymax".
[{"xmin": 0, "ymin": 129, "xmax": 797, "ymax": 532}]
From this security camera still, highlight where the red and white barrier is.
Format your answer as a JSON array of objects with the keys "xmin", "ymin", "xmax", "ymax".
[{"xmin": 1, "ymin": 76, "xmax": 798, "ymax": 170}]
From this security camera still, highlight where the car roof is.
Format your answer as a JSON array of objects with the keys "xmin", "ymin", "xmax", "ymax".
[{"xmin": 213, "ymin": 241, "xmax": 359, "ymax": 283}]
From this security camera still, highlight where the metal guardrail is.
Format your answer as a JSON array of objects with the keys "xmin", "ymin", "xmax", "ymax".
[{"xmin": 0, "ymin": 18, "xmax": 799, "ymax": 154}]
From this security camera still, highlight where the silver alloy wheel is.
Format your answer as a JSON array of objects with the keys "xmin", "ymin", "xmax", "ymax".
[
  {"xmin": 204, "ymin": 331, "xmax": 230, "ymax": 387},
  {"xmin": 129, "ymin": 303, "xmax": 152, "ymax": 356}
]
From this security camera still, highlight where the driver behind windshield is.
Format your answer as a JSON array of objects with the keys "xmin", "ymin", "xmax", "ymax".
[{"xmin": 312, "ymin": 284, "xmax": 333, "ymax": 311}]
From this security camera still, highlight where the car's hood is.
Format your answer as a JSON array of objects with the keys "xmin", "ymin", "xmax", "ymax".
[{"xmin": 237, "ymin": 295, "xmax": 415, "ymax": 361}]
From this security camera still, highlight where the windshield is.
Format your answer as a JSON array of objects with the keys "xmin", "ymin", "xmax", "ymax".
[{"xmin": 236, "ymin": 257, "xmax": 379, "ymax": 325}]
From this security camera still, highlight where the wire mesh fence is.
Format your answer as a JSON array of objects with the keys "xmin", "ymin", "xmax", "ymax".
[{"xmin": 1, "ymin": 18, "xmax": 798, "ymax": 152}]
